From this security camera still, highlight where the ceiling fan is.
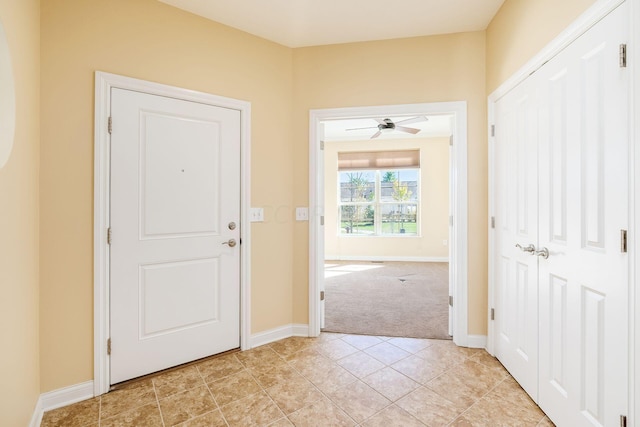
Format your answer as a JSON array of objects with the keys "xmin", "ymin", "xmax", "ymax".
[{"xmin": 346, "ymin": 116, "xmax": 428, "ymax": 139}]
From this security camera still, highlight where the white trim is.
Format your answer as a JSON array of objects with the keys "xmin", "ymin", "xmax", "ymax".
[
  {"xmin": 29, "ymin": 381, "xmax": 95, "ymax": 427},
  {"xmin": 28, "ymin": 399, "xmax": 42, "ymax": 427},
  {"xmin": 249, "ymin": 324, "xmax": 310, "ymax": 348},
  {"xmin": 40, "ymin": 381, "xmax": 94, "ymax": 412},
  {"xmin": 93, "ymin": 72, "xmax": 252, "ymax": 395},
  {"xmin": 292, "ymin": 323, "xmax": 310, "ymax": 337},
  {"xmin": 486, "ymin": 100, "xmax": 497, "ymax": 356},
  {"xmin": 631, "ymin": 0, "xmax": 640, "ymax": 424},
  {"xmin": 325, "ymin": 256, "xmax": 449, "ymax": 263},
  {"xmin": 309, "ymin": 102, "xmax": 468, "ymax": 346},
  {"xmin": 466, "ymin": 335, "xmax": 488, "ymax": 349}
]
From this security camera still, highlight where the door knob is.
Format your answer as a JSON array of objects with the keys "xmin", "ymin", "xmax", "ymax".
[
  {"xmin": 515, "ymin": 243, "xmax": 535, "ymax": 253},
  {"xmin": 535, "ymin": 247, "xmax": 549, "ymax": 259},
  {"xmin": 222, "ymin": 239, "xmax": 237, "ymax": 248}
]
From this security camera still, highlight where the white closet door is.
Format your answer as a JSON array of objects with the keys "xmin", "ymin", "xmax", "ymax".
[
  {"xmin": 494, "ymin": 75, "xmax": 540, "ymax": 401},
  {"xmin": 537, "ymin": 4, "xmax": 629, "ymax": 426}
]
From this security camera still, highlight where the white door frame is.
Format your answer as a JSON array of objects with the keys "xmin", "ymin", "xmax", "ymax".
[
  {"xmin": 308, "ymin": 102, "xmax": 470, "ymax": 346},
  {"xmin": 489, "ymin": 0, "xmax": 637, "ymax": 422},
  {"xmin": 632, "ymin": 0, "xmax": 640, "ymax": 423},
  {"xmin": 93, "ymin": 71, "xmax": 252, "ymax": 396}
]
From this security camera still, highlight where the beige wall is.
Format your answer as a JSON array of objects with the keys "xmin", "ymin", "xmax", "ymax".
[
  {"xmin": 0, "ymin": 0, "xmax": 40, "ymax": 425},
  {"xmin": 292, "ymin": 32, "xmax": 488, "ymax": 334},
  {"xmin": 40, "ymin": 0, "xmax": 294, "ymax": 392},
  {"xmin": 324, "ymin": 138, "xmax": 449, "ymax": 260},
  {"xmin": 486, "ymin": 0, "xmax": 598, "ymax": 93},
  {"xmin": 30, "ymin": 0, "xmax": 601, "ymax": 398}
]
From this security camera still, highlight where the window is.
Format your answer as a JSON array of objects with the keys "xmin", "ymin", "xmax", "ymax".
[{"xmin": 338, "ymin": 150, "xmax": 419, "ymax": 236}]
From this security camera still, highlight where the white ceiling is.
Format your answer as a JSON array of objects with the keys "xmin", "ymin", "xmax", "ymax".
[
  {"xmin": 323, "ymin": 115, "xmax": 453, "ymax": 142},
  {"xmin": 158, "ymin": 0, "xmax": 506, "ymax": 48}
]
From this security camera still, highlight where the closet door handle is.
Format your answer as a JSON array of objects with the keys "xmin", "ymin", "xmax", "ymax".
[
  {"xmin": 535, "ymin": 247, "xmax": 549, "ymax": 259},
  {"xmin": 515, "ymin": 243, "xmax": 535, "ymax": 253},
  {"xmin": 222, "ymin": 239, "xmax": 237, "ymax": 248}
]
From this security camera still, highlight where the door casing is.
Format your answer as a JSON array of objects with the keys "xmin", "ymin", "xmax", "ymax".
[
  {"xmin": 308, "ymin": 102, "xmax": 471, "ymax": 347},
  {"xmin": 93, "ymin": 71, "xmax": 252, "ymax": 395}
]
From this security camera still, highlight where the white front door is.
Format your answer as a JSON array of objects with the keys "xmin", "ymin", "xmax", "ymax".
[
  {"xmin": 537, "ymin": 4, "xmax": 629, "ymax": 425},
  {"xmin": 110, "ymin": 88, "xmax": 241, "ymax": 384},
  {"xmin": 493, "ymin": 75, "xmax": 540, "ymax": 400}
]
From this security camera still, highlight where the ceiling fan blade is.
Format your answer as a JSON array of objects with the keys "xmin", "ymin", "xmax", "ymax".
[
  {"xmin": 370, "ymin": 131, "xmax": 383, "ymax": 139},
  {"xmin": 374, "ymin": 118, "xmax": 388, "ymax": 125},
  {"xmin": 395, "ymin": 125, "xmax": 421, "ymax": 134},
  {"xmin": 346, "ymin": 126, "xmax": 378, "ymax": 131},
  {"xmin": 395, "ymin": 116, "xmax": 428, "ymax": 126}
]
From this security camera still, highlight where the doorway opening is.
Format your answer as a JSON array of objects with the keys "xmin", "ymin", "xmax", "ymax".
[{"xmin": 309, "ymin": 102, "xmax": 470, "ymax": 346}]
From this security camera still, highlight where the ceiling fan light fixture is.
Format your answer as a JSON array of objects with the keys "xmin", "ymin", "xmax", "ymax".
[{"xmin": 347, "ymin": 116, "xmax": 427, "ymax": 139}]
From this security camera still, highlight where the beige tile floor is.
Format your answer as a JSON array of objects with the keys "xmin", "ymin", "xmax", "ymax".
[{"xmin": 40, "ymin": 333, "xmax": 554, "ymax": 427}]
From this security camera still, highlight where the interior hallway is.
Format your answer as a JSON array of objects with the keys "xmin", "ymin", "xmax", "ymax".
[{"xmin": 41, "ymin": 333, "xmax": 553, "ymax": 426}]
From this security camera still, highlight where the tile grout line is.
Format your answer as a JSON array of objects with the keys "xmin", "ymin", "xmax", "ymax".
[
  {"xmin": 443, "ymin": 372, "xmax": 511, "ymax": 426},
  {"xmin": 265, "ymin": 346, "xmax": 340, "ymax": 424},
  {"xmin": 320, "ymin": 346, "xmax": 391, "ymax": 425},
  {"xmin": 236, "ymin": 347, "xmax": 291, "ymax": 425},
  {"xmin": 196, "ymin": 359, "xmax": 231, "ymax": 427},
  {"xmin": 97, "ymin": 395, "xmax": 102, "ymax": 427},
  {"xmin": 151, "ymin": 377, "xmax": 167, "ymax": 427},
  {"xmin": 275, "ymin": 342, "xmax": 360, "ymax": 425}
]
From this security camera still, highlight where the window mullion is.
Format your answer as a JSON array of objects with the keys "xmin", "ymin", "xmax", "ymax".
[{"xmin": 375, "ymin": 171, "xmax": 381, "ymax": 235}]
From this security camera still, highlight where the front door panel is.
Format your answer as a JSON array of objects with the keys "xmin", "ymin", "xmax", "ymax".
[{"xmin": 110, "ymin": 88, "xmax": 241, "ymax": 384}]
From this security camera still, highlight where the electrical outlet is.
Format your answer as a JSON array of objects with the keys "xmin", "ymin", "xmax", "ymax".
[
  {"xmin": 443, "ymin": 240, "xmax": 448, "ymax": 246},
  {"xmin": 249, "ymin": 207, "xmax": 264, "ymax": 222},
  {"xmin": 296, "ymin": 207, "xmax": 309, "ymax": 221}
]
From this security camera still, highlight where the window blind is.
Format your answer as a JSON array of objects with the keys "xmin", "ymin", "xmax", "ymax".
[{"xmin": 337, "ymin": 150, "xmax": 420, "ymax": 171}]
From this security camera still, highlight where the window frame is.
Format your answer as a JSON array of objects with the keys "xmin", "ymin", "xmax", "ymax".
[{"xmin": 338, "ymin": 168, "xmax": 420, "ymax": 237}]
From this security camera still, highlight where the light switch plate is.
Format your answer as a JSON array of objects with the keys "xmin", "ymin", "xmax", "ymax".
[
  {"xmin": 249, "ymin": 207, "xmax": 264, "ymax": 222},
  {"xmin": 296, "ymin": 207, "xmax": 309, "ymax": 221}
]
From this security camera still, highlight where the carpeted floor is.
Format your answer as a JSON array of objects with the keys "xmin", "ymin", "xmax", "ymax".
[{"xmin": 323, "ymin": 261, "xmax": 451, "ymax": 340}]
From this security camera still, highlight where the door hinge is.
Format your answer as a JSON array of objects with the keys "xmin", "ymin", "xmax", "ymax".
[
  {"xmin": 490, "ymin": 124, "xmax": 495, "ymax": 137},
  {"xmin": 491, "ymin": 308, "xmax": 495, "ymax": 320},
  {"xmin": 320, "ymin": 216, "xmax": 324, "ymax": 226},
  {"xmin": 620, "ymin": 415, "xmax": 627, "ymax": 427},
  {"xmin": 320, "ymin": 291, "xmax": 325, "ymax": 301},
  {"xmin": 320, "ymin": 141, "xmax": 324, "ymax": 150},
  {"xmin": 491, "ymin": 216, "xmax": 495, "ymax": 229},
  {"xmin": 621, "ymin": 229, "xmax": 627, "ymax": 253},
  {"xmin": 108, "ymin": 116, "xmax": 113, "ymax": 134},
  {"xmin": 449, "ymin": 135, "xmax": 453, "ymax": 146},
  {"xmin": 620, "ymin": 44, "xmax": 627, "ymax": 68},
  {"xmin": 107, "ymin": 338, "xmax": 112, "ymax": 355},
  {"xmin": 449, "ymin": 215, "xmax": 453, "ymax": 226},
  {"xmin": 107, "ymin": 227, "xmax": 112, "ymax": 245},
  {"xmin": 449, "ymin": 296, "xmax": 453, "ymax": 307}
]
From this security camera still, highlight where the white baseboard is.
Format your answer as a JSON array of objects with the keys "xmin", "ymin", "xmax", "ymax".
[
  {"xmin": 250, "ymin": 323, "xmax": 310, "ymax": 348},
  {"xmin": 465, "ymin": 335, "xmax": 488, "ymax": 349},
  {"xmin": 291, "ymin": 323, "xmax": 310, "ymax": 337},
  {"xmin": 30, "ymin": 380, "xmax": 94, "ymax": 427},
  {"xmin": 325, "ymin": 256, "xmax": 449, "ymax": 263},
  {"xmin": 28, "ymin": 398, "xmax": 43, "ymax": 427}
]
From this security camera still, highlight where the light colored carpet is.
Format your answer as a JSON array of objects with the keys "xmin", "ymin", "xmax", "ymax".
[{"xmin": 322, "ymin": 261, "xmax": 451, "ymax": 340}]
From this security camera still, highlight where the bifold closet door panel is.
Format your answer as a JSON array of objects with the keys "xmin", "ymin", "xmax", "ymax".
[
  {"xmin": 537, "ymin": 3, "xmax": 629, "ymax": 426},
  {"xmin": 493, "ymin": 75, "xmax": 540, "ymax": 402}
]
